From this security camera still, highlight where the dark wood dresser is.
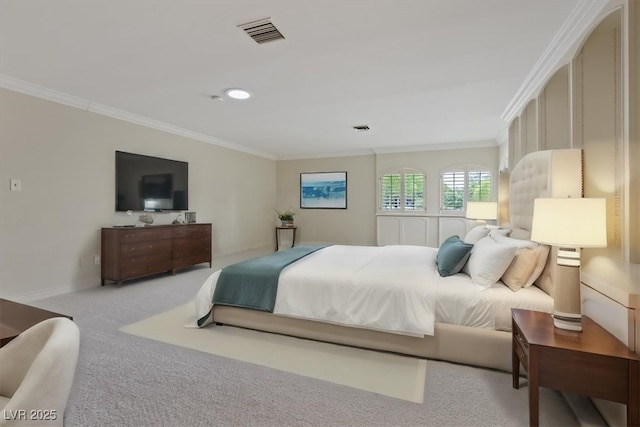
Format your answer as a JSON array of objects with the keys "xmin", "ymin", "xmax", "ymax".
[{"xmin": 101, "ymin": 223, "xmax": 211, "ymax": 286}]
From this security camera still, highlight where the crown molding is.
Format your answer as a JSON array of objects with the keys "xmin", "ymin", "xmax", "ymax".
[
  {"xmin": 0, "ymin": 75, "xmax": 277, "ymax": 160},
  {"xmin": 496, "ymin": 126, "xmax": 509, "ymax": 146},
  {"xmin": 372, "ymin": 139, "xmax": 499, "ymax": 155},
  {"xmin": 501, "ymin": 0, "xmax": 609, "ymax": 122}
]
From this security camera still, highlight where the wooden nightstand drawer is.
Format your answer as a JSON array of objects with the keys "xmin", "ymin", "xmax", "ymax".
[{"xmin": 513, "ymin": 336, "xmax": 528, "ymax": 369}]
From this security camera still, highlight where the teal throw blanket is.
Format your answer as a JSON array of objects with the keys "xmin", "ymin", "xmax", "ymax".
[{"xmin": 212, "ymin": 244, "xmax": 328, "ymax": 314}]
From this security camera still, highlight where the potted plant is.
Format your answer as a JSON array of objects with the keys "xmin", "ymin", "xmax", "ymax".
[{"xmin": 276, "ymin": 208, "xmax": 297, "ymax": 227}]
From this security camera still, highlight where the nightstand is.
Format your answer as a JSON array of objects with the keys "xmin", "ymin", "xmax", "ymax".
[{"xmin": 512, "ymin": 309, "xmax": 639, "ymax": 426}]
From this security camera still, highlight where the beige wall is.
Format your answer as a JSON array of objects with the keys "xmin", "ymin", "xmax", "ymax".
[
  {"xmin": 0, "ymin": 88, "xmax": 276, "ymax": 300},
  {"xmin": 376, "ymin": 147, "xmax": 499, "ymax": 215},
  {"xmin": 276, "ymin": 155, "xmax": 377, "ymax": 246},
  {"xmin": 276, "ymin": 146, "xmax": 499, "ymax": 246}
]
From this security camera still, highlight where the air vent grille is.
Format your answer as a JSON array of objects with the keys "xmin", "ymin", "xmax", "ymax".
[{"xmin": 238, "ymin": 18, "xmax": 285, "ymax": 44}]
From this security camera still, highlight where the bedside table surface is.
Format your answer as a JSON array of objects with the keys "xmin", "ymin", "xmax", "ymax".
[{"xmin": 512, "ymin": 309, "xmax": 639, "ymax": 360}]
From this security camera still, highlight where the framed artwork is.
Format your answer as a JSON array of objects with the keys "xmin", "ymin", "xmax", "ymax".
[{"xmin": 300, "ymin": 172, "xmax": 347, "ymax": 209}]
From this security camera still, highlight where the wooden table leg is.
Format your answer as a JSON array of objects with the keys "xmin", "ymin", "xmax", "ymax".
[
  {"xmin": 528, "ymin": 346, "xmax": 539, "ymax": 427},
  {"xmin": 628, "ymin": 360, "xmax": 639, "ymax": 427},
  {"xmin": 512, "ymin": 338, "xmax": 520, "ymax": 389}
]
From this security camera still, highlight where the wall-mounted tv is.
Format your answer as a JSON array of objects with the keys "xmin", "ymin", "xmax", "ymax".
[{"xmin": 115, "ymin": 151, "xmax": 188, "ymax": 212}]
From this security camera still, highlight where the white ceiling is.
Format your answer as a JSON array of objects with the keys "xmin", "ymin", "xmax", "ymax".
[{"xmin": 0, "ymin": 1, "xmax": 596, "ymax": 160}]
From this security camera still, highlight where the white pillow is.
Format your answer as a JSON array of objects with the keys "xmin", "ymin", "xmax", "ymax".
[
  {"xmin": 463, "ymin": 226, "xmax": 490, "ymax": 244},
  {"xmin": 488, "ymin": 228, "xmax": 511, "ymax": 238},
  {"xmin": 464, "ymin": 236, "xmax": 517, "ymax": 290},
  {"xmin": 491, "ymin": 234, "xmax": 537, "ymax": 248}
]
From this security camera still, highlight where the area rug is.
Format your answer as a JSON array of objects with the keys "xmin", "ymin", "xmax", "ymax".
[{"xmin": 120, "ymin": 302, "xmax": 427, "ymax": 403}]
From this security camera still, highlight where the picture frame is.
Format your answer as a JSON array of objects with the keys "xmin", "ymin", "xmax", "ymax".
[{"xmin": 300, "ymin": 172, "xmax": 347, "ymax": 209}]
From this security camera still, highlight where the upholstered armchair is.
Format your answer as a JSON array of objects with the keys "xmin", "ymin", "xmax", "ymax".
[{"xmin": 0, "ymin": 317, "xmax": 80, "ymax": 426}]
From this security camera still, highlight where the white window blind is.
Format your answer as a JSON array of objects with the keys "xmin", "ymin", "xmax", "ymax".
[
  {"xmin": 441, "ymin": 166, "xmax": 493, "ymax": 213},
  {"xmin": 381, "ymin": 173, "xmax": 401, "ymax": 210},
  {"xmin": 380, "ymin": 168, "xmax": 425, "ymax": 212},
  {"xmin": 404, "ymin": 173, "xmax": 424, "ymax": 210},
  {"xmin": 441, "ymin": 170, "xmax": 465, "ymax": 211},
  {"xmin": 468, "ymin": 170, "xmax": 492, "ymax": 202}
]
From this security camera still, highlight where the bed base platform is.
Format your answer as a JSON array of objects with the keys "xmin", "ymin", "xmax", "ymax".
[{"xmin": 212, "ymin": 305, "xmax": 513, "ymax": 373}]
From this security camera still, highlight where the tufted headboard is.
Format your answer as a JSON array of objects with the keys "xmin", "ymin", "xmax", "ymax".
[{"xmin": 507, "ymin": 149, "xmax": 583, "ymax": 295}]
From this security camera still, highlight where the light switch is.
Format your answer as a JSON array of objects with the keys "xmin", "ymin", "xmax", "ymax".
[{"xmin": 10, "ymin": 179, "xmax": 21, "ymax": 191}]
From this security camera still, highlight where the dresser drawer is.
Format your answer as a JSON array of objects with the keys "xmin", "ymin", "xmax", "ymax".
[
  {"xmin": 173, "ymin": 254, "xmax": 211, "ymax": 270},
  {"xmin": 173, "ymin": 224, "xmax": 210, "ymax": 238},
  {"xmin": 120, "ymin": 250, "xmax": 172, "ymax": 268},
  {"xmin": 173, "ymin": 237, "xmax": 210, "ymax": 251},
  {"xmin": 121, "ymin": 260, "xmax": 172, "ymax": 279},
  {"xmin": 120, "ymin": 227, "xmax": 172, "ymax": 243},
  {"xmin": 121, "ymin": 239, "xmax": 172, "ymax": 256}
]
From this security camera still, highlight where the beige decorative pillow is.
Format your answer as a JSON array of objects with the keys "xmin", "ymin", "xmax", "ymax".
[
  {"xmin": 524, "ymin": 244, "xmax": 550, "ymax": 288},
  {"xmin": 502, "ymin": 247, "xmax": 539, "ymax": 291}
]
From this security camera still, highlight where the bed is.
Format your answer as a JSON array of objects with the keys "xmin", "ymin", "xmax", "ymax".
[{"xmin": 193, "ymin": 149, "xmax": 583, "ymax": 372}]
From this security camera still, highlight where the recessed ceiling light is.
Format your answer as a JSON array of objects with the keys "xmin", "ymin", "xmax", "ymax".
[{"xmin": 225, "ymin": 88, "xmax": 252, "ymax": 100}]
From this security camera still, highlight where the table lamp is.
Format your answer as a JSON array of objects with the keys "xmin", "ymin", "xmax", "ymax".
[
  {"xmin": 530, "ymin": 197, "xmax": 607, "ymax": 331},
  {"xmin": 466, "ymin": 201, "xmax": 497, "ymax": 225}
]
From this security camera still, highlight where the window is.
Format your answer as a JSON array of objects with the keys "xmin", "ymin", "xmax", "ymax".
[
  {"xmin": 441, "ymin": 166, "xmax": 493, "ymax": 213},
  {"xmin": 380, "ymin": 168, "xmax": 425, "ymax": 212}
]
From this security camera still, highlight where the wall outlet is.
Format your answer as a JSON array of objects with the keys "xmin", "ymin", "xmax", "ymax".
[
  {"xmin": 10, "ymin": 179, "xmax": 21, "ymax": 191},
  {"xmin": 79, "ymin": 257, "xmax": 84, "ymax": 268},
  {"xmin": 94, "ymin": 254, "xmax": 100, "ymax": 266}
]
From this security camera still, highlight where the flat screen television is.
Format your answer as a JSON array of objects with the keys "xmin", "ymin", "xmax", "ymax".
[{"xmin": 115, "ymin": 151, "xmax": 188, "ymax": 212}]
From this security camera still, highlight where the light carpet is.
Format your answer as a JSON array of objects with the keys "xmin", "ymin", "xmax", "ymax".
[{"xmin": 120, "ymin": 302, "xmax": 427, "ymax": 403}]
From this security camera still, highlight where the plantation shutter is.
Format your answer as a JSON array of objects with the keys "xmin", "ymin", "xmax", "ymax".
[
  {"xmin": 379, "ymin": 168, "xmax": 426, "ymax": 212},
  {"xmin": 441, "ymin": 170, "xmax": 465, "ymax": 211},
  {"xmin": 381, "ymin": 173, "xmax": 401, "ymax": 210},
  {"xmin": 468, "ymin": 170, "xmax": 492, "ymax": 202},
  {"xmin": 404, "ymin": 173, "xmax": 424, "ymax": 210}
]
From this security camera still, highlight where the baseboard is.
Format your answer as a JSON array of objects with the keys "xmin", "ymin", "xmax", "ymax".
[
  {"xmin": 7, "ymin": 280, "xmax": 97, "ymax": 304},
  {"xmin": 214, "ymin": 244, "xmax": 273, "ymax": 268}
]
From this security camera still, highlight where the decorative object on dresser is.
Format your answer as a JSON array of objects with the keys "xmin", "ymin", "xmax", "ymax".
[
  {"xmin": 512, "ymin": 309, "xmax": 639, "ymax": 427},
  {"xmin": 530, "ymin": 197, "xmax": 607, "ymax": 331},
  {"xmin": 138, "ymin": 213, "xmax": 154, "ymax": 226},
  {"xmin": 185, "ymin": 212, "xmax": 196, "ymax": 224},
  {"xmin": 101, "ymin": 223, "xmax": 211, "ymax": 286},
  {"xmin": 465, "ymin": 201, "xmax": 497, "ymax": 225}
]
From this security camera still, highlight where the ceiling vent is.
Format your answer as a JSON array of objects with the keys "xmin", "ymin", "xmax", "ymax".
[
  {"xmin": 238, "ymin": 18, "xmax": 285, "ymax": 44},
  {"xmin": 353, "ymin": 125, "xmax": 370, "ymax": 132}
]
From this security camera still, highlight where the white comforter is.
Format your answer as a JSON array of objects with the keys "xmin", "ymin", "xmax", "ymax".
[{"xmin": 195, "ymin": 245, "xmax": 439, "ymax": 336}]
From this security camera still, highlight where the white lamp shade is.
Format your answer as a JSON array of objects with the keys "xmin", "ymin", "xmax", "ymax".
[
  {"xmin": 466, "ymin": 202, "xmax": 497, "ymax": 220},
  {"xmin": 531, "ymin": 198, "xmax": 607, "ymax": 248}
]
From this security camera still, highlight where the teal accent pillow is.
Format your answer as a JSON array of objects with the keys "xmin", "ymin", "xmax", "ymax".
[{"xmin": 436, "ymin": 235, "xmax": 474, "ymax": 277}]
